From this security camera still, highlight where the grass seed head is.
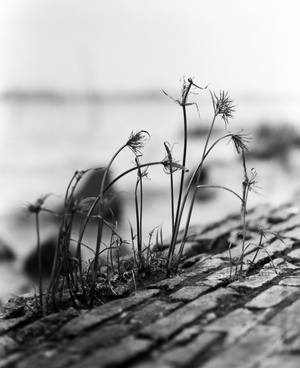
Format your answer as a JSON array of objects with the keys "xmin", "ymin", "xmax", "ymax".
[
  {"xmin": 212, "ymin": 91, "xmax": 235, "ymax": 125},
  {"xmin": 126, "ymin": 130, "xmax": 150, "ymax": 156},
  {"xmin": 229, "ymin": 132, "xmax": 251, "ymax": 154},
  {"xmin": 27, "ymin": 194, "xmax": 51, "ymax": 214}
]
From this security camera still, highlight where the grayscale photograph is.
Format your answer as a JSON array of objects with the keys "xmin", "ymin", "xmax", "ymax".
[{"xmin": 0, "ymin": 1, "xmax": 299, "ymax": 367}]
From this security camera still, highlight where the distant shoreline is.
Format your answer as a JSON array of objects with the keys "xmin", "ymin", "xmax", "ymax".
[
  {"xmin": 0, "ymin": 90, "xmax": 165, "ymax": 104},
  {"xmin": 1, "ymin": 89, "xmax": 297, "ymax": 105}
]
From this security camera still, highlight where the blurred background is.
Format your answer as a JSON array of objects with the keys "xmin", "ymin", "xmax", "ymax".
[{"xmin": 1, "ymin": 0, "xmax": 300, "ymax": 302}]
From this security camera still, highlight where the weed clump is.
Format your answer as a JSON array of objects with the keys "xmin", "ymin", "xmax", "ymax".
[{"xmin": 26, "ymin": 78, "xmax": 269, "ymax": 314}]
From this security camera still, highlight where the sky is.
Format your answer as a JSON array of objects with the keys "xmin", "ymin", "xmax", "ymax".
[{"xmin": 0, "ymin": 0, "xmax": 299, "ymax": 97}]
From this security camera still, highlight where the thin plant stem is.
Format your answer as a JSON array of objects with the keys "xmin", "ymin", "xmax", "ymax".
[
  {"xmin": 169, "ymin": 167, "xmax": 175, "ymax": 233},
  {"xmin": 228, "ymin": 243, "xmax": 233, "ymax": 280},
  {"xmin": 87, "ymin": 159, "xmax": 165, "ymax": 304},
  {"xmin": 109, "ymin": 225, "xmax": 116, "ymax": 276},
  {"xmin": 138, "ymin": 174, "xmax": 144, "ymax": 267},
  {"xmin": 167, "ymin": 79, "xmax": 193, "ymax": 266},
  {"xmin": 175, "ymin": 113, "xmax": 218, "ymax": 268},
  {"xmin": 89, "ymin": 134, "xmax": 152, "ymax": 304},
  {"xmin": 134, "ymin": 166, "xmax": 144, "ymax": 267},
  {"xmin": 35, "ymin": 212, "xmax": 43, "ymax": 313},
  {"xmin": 175, "ymin": 89, "xmax": 237, "ymax": 267},
  {"xmin": 76, "ymin": 161, "xmax": 162, "ymax": 247},
  {"xmin": 240, "ymin": 150, "xmax": 249, "ymax": 272},
  {"xmin": 47, "ymin": 170, "xmax": 85, "ymax": 309},
  {"xmin": 88, "ymin": 144, "xmax": 127, "ymax": 305},
  {"xmin": 164, "ymin": 142, "xmax": 175, "ymax": 233},
  {"xmin": 166, "ymin": 133, "xmax": 233, "ymax": 271},
  {"xmin": 197, "ymin": 185, "xmax": 244, "ymax": 203},
  {"xmin": 178, "ymin": 133, "xmax": 235, "ymax": 215},
  {"xmin": 103, "ymin": 161, "xmax": 165, "ymax": 193}
]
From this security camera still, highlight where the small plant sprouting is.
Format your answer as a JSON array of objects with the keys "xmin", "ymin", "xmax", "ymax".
[
  {"xmin": 27, "ymin": 78, "xmax": 260, "ymax": 313},
  {"xmin": 26, "ymin": 194, "xmax": 52, "ymax": 314},
  {"xmin": 134, "ymin": 156, "xmax": 148, "ymax": 270},
  {"xmin": 229, "ymin": 228, "xmax": 284, "ymax": 280},
  {"xmin": 244, "ymin": 228, "xmax": 282, "ymax": 276}
]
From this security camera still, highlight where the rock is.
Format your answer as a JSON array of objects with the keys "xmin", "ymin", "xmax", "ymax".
[
  {"xmin": 48, "ymin": 168, "xmax": 122, "ymax": 225},
  {"xmin": 69, "ymin": 168, "xmax": 122, "ymax": 223},
  {"xmin": 0, "ymin": 238, "xmax": 15, "ymax": 262},
  {"xmin": 23, "ymin": 236, "xmax": 57, "ymax": 281},
  {"xmin": 186, "ymin": 167, "xmax": 214, "ymax": 201},
  {"xmin": 22, "ymin": 169, "xmax": 123, "ymax": 282},
  {"xmin": 248, "ymin": 122, "xmax": 300, "ymax": 161},
  {"xmin": 0, "ymin": 263, "xmax": 32, "ymax": 306}
]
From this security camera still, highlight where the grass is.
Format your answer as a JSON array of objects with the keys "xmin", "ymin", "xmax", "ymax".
[{"xmin": 26, "ymin": 77, "xmax": 271, "ymax": 315}]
